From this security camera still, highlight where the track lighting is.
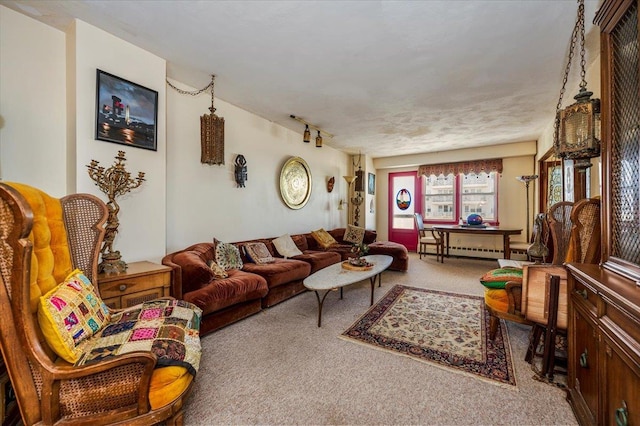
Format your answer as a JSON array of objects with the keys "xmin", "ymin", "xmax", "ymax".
[{"xmin": 289, "ymin": 114, "xmax": 333, "ymax": 147}]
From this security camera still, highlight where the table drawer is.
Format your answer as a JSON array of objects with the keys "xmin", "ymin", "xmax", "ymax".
[{"xmin": 99, "ymin": 271, "xmax": 169, "ymax": 299}]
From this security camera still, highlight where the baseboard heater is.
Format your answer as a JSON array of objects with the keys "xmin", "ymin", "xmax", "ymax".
[{"xmin": 422, "ymin": 246, "xmax": 503, "ymax": 260}]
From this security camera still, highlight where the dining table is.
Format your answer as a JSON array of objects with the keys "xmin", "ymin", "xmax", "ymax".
[{"xmin": 431, "ymin": 224, "xmax": 523, "ymax": 260}]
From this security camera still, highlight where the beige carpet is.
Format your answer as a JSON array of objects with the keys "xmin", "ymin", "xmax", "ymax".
[{"xmin": 184, "ymin": 253, "xmax": 577, "ymax": 425}]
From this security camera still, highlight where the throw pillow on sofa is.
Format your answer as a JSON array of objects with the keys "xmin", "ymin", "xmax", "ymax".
[
  {"xmin": 272, "ymin": 234, "xmax": 303, "ymax": 258},
  {"xmin": 343, "ymin": 224, "xmax": 365, "ymax": 245},
  {"xmin": 244, "ymin": 242, "xmax": 275, "ymax": 264},
  {"xmin": 208, "ymin": 260, "xmax": 229, "ymax": 279},
  {"xmin": 214, "ymin": 239, "xmax": 244, "ymax": 271},
  {"xmin": 311, "ymin": 228, "xmax": 338, "ymax": 249},
  {"xmin": 38, "ymin": 269, "xmax": 111, "ymax": 363}
]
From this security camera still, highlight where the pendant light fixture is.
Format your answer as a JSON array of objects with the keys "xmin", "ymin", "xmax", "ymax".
[
  {"xmin": 553, "ymin": 0, "xmax": 601, "ymax": 170},
  {"xmin": 315, "ymin": 130, "xmax": 323, "ymax": 148},
  {"xmin": 303, "ymin": 125, "xmax": 310, "ymax": 143}
]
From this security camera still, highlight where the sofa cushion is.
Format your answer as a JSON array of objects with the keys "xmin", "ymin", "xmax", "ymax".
[
  {"xmin": 343, "ymin": 224, "xmax": 365, "ymax": 245},
  {"xmin": 242, "ymin": 258, "xmax": 310, "ymax": 289},
  {"xmin": 38, "ymin": 269, "xmax": 111, "ymax": 363},
  {"xmin": 215, "ymin": 240, "xmax": 244, "ymax": 270},
  {"xmin": 292, "ymin": 250, "xmax": 341, "ymax": 274},
  {"xmin": 311, "ymin": 228, "xmax": 338, "ymax": 249},
  {"xmin": 244, "ymin": 242, "xmax": 275, "ymax": 264},
  {"xmin": 290, "ymin": 234, "xmax": 309, "ymax": 252},
  {"xmin": 172, "ymin": 251, "xmax": 214, "ymax": 294},
  {"xmin": 181, "ymin": 269, "xmax": 268, "ymax": 315},
  {"xmin": 480, "ymin": 267, "xmax": 523, "ymax": 289},
  {"xmin": 272, "ymin": 234, "xmax": 303, "ymax": 258}
]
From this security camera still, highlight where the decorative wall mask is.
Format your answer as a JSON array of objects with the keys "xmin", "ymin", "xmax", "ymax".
[
  {"xmin": 327, "ymin": 176, "xmax": 335, "ymax": 193},
  {"xmin": 234, "ymin": 155, "xmax": 247, "ymax": 188}
]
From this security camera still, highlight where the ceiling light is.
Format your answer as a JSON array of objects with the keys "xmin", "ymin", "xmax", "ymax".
[
  {"xmin": 316, "ymin": 130, "xmax": 323, "ymax": 148},
  {"xmin": 303, "ymin": 125, "xmax": 310, "ymax": 143},
  {"xmin": 553, "ymin": 0, "xmax": 601, "ymax": 170}
]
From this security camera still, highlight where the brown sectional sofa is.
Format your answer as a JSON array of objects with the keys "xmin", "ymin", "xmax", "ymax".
[{"xmin": 162, "ymin": 227, "xmax": 407, "ymax": 336}]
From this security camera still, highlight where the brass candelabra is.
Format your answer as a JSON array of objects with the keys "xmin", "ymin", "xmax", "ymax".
[{"xmin": 87, "ymin": 151, "xmax": 145, "ymax": 274}]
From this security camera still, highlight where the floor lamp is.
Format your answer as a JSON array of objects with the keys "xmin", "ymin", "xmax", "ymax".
[
  {"xmin": 516, "ymin": 175, "xmax": 538, "ymax": 239},
  {"xmin": 343, "ymin": 175, "xmax": 357, "ymax": 224}
]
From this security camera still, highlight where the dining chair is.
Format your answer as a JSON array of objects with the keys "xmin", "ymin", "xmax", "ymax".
[{"xmin": 414, "ymin": 212, "xmax": 444, "ymax": 263}]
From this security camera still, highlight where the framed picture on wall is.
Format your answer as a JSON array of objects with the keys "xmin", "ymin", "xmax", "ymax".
[
  {"xmin": 95, "ymin": 69, "xmax": 158, "ymax": 151},
  {"xmin": 368, "ymin": 173, "xmax": 375, "ymax": 195}
]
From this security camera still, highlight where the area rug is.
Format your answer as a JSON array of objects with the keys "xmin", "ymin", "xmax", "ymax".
[{"xmin": 340, "ymin": 285, "xmax": 517, "ymax": 388}]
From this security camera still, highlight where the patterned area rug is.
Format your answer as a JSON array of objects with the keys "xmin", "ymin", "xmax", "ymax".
[{"xmin": 341, "ymin": 285, "xmax": 517, "ymax": 388}]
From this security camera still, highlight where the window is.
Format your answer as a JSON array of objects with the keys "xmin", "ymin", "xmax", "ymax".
[{"xmin": 422, "ymin": 172, "xmax": 498, "ymax": 223}]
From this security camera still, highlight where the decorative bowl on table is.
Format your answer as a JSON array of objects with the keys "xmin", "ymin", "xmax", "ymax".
[{"xmin": 466, "ymin": 214, "xmax": 484, "ymax": 226}]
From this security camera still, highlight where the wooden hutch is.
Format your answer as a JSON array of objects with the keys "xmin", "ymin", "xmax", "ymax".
[{"xmin": 566, "ymin": 0, "xmax": 640, "ymax": 425}]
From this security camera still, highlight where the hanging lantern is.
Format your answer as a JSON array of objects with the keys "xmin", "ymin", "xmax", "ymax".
[
  {"xmin": 200, "ymin": 75, "xmax": 225, "ymax": 165},
  {"xmin": 553, "ymin": 0, "xmax": 601, "ymax": 170}
]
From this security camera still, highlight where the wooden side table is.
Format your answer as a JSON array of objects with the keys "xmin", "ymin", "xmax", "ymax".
[{"xmin": 97, "ymin": 261, "xmax": 171, "ymax": 309}]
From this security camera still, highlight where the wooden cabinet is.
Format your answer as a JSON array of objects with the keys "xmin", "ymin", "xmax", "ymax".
[
  {"xmin": 567, "ymin": 263, "xmax": 640, "ymax": 425},
  {"xmin": 97, "ymin": 261, "xmax": 171, "ymax": 309}
]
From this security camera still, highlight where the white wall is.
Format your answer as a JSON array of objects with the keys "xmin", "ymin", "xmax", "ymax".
[
  {"xmin": 70, "ymin": 20, "xmax": 168, "ymax": 264},
  {"xmin": 0, "ymin": 6, "xmax": 67, "ymax": 194},
  {"xmin": 165, "ymin": 79, "xmax": 349, "ymax": 253}
]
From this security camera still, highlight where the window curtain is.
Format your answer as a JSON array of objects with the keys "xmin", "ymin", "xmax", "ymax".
[{"xmin": 418, "ymin": 158, "xmax": 503, "ymax": 177}]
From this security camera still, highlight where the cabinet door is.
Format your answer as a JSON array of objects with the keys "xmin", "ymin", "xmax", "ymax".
[
  {"xmin": 571, "ymin": 305, "xmax": 599, "ymax": 424},
  {"xmin": 601, "ymin": 335, "xmax": 640, "ymax": 426}
]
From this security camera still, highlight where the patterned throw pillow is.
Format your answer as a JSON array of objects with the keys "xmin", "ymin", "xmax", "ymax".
[
  {"xmin": 343, "ymin": 224, "xmax": 365, "ymax": 245},
  {"xmin": 208, "ymin": 260, "xmax": 229, "ymax": 279},
  {"xmin": 244, "ymin": 242, "xmax": 275, "ymax": 264},
  {"xmin": 215, "ymin": 241, "xmax": 244, "ymax": 271},
  {"xmin": 272, "ymin": 234, "xmax": 303, "ymax": 258},
  {"xmin": 311, "ymin": 228, "xmax": 338, "ymax": 249},
  {"xmin": 479, "ymin": 267, "xmax": 524, "ymax": 289},
  {"xmin": 37, "ymin": 269, "xmax": 111, "ymax": 363}
]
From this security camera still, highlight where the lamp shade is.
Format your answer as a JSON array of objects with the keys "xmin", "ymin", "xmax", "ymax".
[{"xmin": 554, "ymin": 88, "xmax": 601, "ymax": 166}]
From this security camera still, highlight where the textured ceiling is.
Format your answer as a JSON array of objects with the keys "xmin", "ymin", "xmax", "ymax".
[{"xmin": 2, "ymin": 0, "xmax": 602, "ymax": 158}]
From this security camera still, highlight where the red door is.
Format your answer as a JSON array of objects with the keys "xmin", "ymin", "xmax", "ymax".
[{"xmin": 388, "ymin": 171, "xmax": 420, "ymax": 251}]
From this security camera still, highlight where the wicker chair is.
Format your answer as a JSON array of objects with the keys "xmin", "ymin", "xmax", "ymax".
[
  {"xmin": 0, "ymin": 183, "xmax": 198, "ymax": 425},
  {"xmin": 483, "ymin": 199, "xmax": 601, "ymax": 340}
]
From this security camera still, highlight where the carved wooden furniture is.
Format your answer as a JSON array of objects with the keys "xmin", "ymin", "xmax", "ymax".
[
  {"xmin": 0, "ymin": 183, "xmax": 197, "ymax": 425},
  {"xmin": 97, "ymin": 261, "xmax": 171, "ymax": 309},
  {"xmin": 413, "ymin": 212, "xmax": 444, "ymax": 262},
  {"xmin": 566, "ymin": 1, "xmax": 640, "ymax": 424},
  {"xmin": 484, "ymin": 199, "xmax": 599, "ymax": 341}
]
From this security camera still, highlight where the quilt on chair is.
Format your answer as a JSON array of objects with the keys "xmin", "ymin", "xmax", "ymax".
[{"xmin": 76, "ymin": 299, "xmax": 202, "ymax": 375}]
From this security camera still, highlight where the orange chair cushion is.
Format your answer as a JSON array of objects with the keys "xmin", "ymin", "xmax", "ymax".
[
  {"xmin": 484, "ymin": 288, "xmax": 509, "ymax": 313},
  {"xmin": 149, "ymin": 366, "xmax": 193, "ymax": 409},
  {"xmin": 7, "ymin": 183, "xmax": 74, "ymax": 313}
]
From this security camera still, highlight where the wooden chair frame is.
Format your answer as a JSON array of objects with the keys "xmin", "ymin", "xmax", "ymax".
[
  {"xmin": 414, "ymin": 212, "xmax": 444, "ymax": 263},
  {"xmin": 0, "ymin": 183, "xmax": 194, "ymax": 425}
]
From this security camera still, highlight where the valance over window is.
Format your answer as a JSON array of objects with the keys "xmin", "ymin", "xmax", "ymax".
[{"xmin": 418, "ymin": 158, "xmax": 503, "ymax": 177}]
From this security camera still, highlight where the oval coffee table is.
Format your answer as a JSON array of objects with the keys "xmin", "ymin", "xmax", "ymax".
[{"xmin": 303, "ymin": 254, "xmax": 393, "ymax": 327}]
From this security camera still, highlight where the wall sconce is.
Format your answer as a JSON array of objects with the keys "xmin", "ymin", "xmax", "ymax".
[
  {"xmin": 552, "ymin": 0, "xmax": 601, "ymax": 170},
  {"xmin": 338, "ymin": 199, "xmax": 345, "ymax": 210},
  {"xmin": 290, "ymin": 115, "xmax": 333, "ymax": 148}
]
